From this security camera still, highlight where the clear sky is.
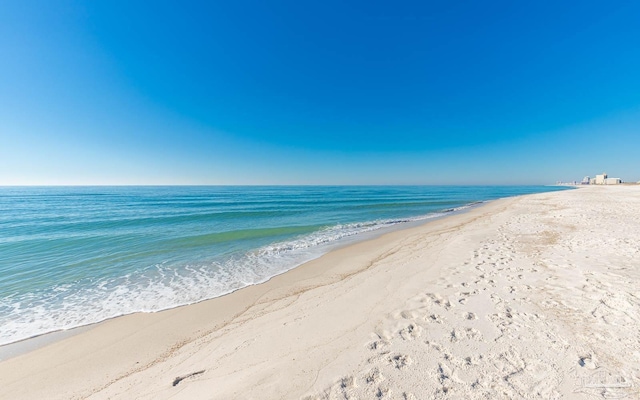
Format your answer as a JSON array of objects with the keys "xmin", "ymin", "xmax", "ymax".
[{"xmin": 1, "ymin": 0, "xmax": 639, "ymax": 185}]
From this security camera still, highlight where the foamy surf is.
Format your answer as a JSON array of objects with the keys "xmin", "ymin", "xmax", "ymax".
[{"xmin": 0, "ymin": 211, "xmax": 453, "ymax": 345}]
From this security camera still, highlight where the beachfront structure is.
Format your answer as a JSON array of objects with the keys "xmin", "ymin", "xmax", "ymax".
[
  {"xmin": 605, "ymin": 177, "xmax": 622, "ymax": 185},
  {"xmin": 577, "ymin": 173, "xmax": 623, "ymax": 185},
  {"xmin": 588, "ymin": 172, "xmax": 622, "ymax": 185}
]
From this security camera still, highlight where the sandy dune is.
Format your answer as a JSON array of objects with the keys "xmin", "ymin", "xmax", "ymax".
[{"xmin": 1, "ymin": 186, "xmax": 638, "ymax": 399}]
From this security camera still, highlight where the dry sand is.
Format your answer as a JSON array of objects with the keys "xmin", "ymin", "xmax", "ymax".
[{"xmin": 1, "ymin": 186, "xmax": 638, "ymax": 399}]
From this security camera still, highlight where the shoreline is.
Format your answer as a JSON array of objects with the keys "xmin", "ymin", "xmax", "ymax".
[
  {"xmin": 2, "ymin": 185, "xmax": 638, "ymax": 399},
  {"xmin": 0, "ymin": 199, "xmax": 488, "ymax": 359},
  {"xmin": 0, "ymin": 195, "xmax": 516, "ymax": 398}
]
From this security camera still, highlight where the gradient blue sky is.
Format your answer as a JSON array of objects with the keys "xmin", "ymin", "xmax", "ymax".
[{"xmin": 1, "ymin": 0, "xmax": 639, "ymax": 185}]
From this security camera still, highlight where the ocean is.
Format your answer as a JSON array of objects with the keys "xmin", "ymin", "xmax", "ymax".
[{"xmin": 0, "ymin": 185, "xmax": 569, "ymax": 345}]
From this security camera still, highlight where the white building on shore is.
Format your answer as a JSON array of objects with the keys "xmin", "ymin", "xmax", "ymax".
[
  {"xmin": 590, "ymin": 173, "xmax": 622, "ymax": 185},
  {"xmin": 605, "ymin": 177, "xmax": 622, "ymax": 185},
  {"xmin": 564, "ymin": 172, "xmax": 624, "ymax": 185}
]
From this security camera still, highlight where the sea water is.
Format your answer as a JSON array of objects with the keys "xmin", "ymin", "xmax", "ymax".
[{"xmin": 0, "ymin": 185, "xmax": 569, "ymax": 345}]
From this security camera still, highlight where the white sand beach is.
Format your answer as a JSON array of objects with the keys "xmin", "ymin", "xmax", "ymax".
[{"xmin": 1, "ymin": 186, "xmax": 638, "ymax": 399}]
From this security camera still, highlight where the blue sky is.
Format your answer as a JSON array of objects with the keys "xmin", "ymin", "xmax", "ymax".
[{"xmin": 1, "ymin": 0, "xmax": 639, "ymax": 185}]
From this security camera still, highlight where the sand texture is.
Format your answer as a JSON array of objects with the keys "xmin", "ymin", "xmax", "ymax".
[{"xmin": 1, "ymin": 186, "xmax": 638, "ymax": 399}]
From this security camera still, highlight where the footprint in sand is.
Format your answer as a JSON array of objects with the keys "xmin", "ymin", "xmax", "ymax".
[
  {"xmin": 368, "ymin": 340, "xmax": 389, "ymax": 351},
  {"xmin": 464, "ymin": 312, "xmax": 478, "ymax": 320},
  {"xmin": 450, "ymin": 327, "xmax": 483, "ymax": 342},
  {"xmin": 426, "ymin": 313, "xmax": 444, "ymax": 324},
  {"xmin": 364, "ymin": 367, "xmax": 385, "ymax": 384},
  {"xmin": 374, "ymin": 385, "xmax": 391, "ymax": 398},
  {"xmin": 388, "ymin": 353, "xmax": 413, "ymax": 370},
  {"xmin": 398, "ymin": 323, "xmax": 423, "ymax": 341}
]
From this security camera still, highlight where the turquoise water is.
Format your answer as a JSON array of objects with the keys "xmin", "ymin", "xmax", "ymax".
[{"xmin": 0, "ymin": 185, "xmax": 569, "ymax": 345}]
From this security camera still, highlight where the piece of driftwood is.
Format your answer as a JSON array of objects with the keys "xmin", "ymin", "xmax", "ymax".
[{"xmin": 172, "ymin": 370, "xmax": 205, "ymax": 387}]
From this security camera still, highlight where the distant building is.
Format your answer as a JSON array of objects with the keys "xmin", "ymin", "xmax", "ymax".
[
  {"xmin": 595, "ymin": 173, "xmax": 608, "ymax": 184},
  {"xmin": 569, "ymin": 172, "xmax": 624, "ymax": 185},
  {"xmin": 605, "ymin": 177, "xmax": 622, "ymax": 185}
]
